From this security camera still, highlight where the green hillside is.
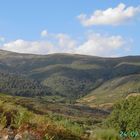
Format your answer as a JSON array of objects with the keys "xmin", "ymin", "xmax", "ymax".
[
  {"xmin": 0, "ymin": 71, "xmax": 51, "ymax": 97},
  {"xmin": 0, "ymin": 50, "xmax": 140, "ymax": 139},
  {"xmin": 78, "ymin": 74, "xmax": 140, "ymax": 109},
  {"xmin": 0, "ymin": 49, "xmax": 140, "ymax": 101}
]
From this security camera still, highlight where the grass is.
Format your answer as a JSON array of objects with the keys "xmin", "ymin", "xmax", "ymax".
[
  {"xmin": 0, "ymin": 93, "xmax": 107, "ymax": 139},
  {"xmin": 89, "ymin": 128, "xmax": 120, "ymax": 140}
]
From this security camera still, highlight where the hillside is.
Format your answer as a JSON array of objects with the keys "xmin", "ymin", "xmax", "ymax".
[
  {"xmin": 78, "ymin": 74, "xmax": 140, "ymax": 109},
  {"xmin": 0, "ymin": 93, "xmax": 108, "ymax": 139},
  {"xmin": 0, "ymin": 49, "xmax": 140, "ymax": 102},
  {"xmin": 0, "ymin": 71, "xmax": 51, "ymax": 97}
]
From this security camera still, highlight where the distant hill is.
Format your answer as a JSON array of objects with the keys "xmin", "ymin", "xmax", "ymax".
[{"xmin": 0, "ymin": 49, "xmax": 140, "ymax": 104}]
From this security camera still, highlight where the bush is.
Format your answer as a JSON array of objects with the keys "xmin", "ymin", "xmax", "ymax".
[
  {"xmin": 106, "ymin": 96, "xmax": 140, "ymax": 132},
  {"xmin": 47, "ymin": 113, "xmax": 84, "ymax": 136}
]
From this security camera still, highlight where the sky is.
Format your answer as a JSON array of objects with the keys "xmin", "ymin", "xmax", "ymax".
[{"xmin": 0, "ymin": 0, "xmax": 140, "ymax": 57}]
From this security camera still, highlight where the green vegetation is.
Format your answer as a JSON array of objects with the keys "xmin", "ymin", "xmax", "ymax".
[
  {"xmin": 0, "ymin": 72, "xmax": 51, "ymax": 97},
  {"xmin": 0, "ymin": 50, "xmax": 140, "ymax": 139},
  {"xmin": 0, "ymin": 94, "xmax": 139, "ymax": 139},
  {"xmin": 79, "ymin": 74, "xmax": 140, "ymax": 108},
  {"xmin": 88, "ymin": 97, "xmax": 140, "ymax": 140},
  {"xmin": 0, "ymin": 93, "xmax": 108, "ymax": 139},
  {"xmin": 106, "ymin": 96, "xmax": 140, "ymax": 133},
  {"xmin": 1, "ymin": 50, "xmax": 140, "ymax": 100},
  {"xmin": 90, "ymin": 128, "xmax": 120, "ymax": 140},
  {"xmin": 0, "ymin": 94, "xmax": 88, "ymax": 139}
]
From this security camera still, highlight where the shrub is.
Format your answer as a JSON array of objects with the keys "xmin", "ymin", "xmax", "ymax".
[
  {"xmin": 12, "ymin": 109, "xmax": 34, "ymax": 128},
  {"xmin": 106, "ymin": 96, "xmax": 140, "ymax": 132}
]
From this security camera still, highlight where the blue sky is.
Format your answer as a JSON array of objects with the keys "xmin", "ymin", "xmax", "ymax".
[{"xmin": 0, "ymin": 0, "xmax": 140, "ymax": 56}]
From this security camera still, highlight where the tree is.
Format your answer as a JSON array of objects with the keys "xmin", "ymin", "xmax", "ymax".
[{"xmin": 106, "ymin": 96, "xmax": 140, "ymax": 133}]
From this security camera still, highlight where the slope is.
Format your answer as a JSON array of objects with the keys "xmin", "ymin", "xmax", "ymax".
[
  {"xmin": 78, "ymin": 74, "xmax": 140, "ymax": 109},
  {"xmin": 0, "ymin": 71, "xmax": 51, "ymax": 97},
  {"xmin": 1, "ymin": 49, "xmax": 140, "ymax": 100}
]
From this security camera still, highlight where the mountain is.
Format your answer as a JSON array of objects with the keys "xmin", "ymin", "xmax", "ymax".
[{"xmin": 0, "ymin": 49, "xmax": 140, "ymax": 103}]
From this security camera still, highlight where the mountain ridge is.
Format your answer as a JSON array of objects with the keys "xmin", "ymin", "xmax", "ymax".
[{"xmin": 1, "ymin": 49, "xmax": 140, "ymax": 58}]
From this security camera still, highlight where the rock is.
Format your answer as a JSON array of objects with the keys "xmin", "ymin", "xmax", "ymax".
[
  {"xmin": 5, "ymin": 127, "xmax": 15, "ymax": 140},
  {"xmin": 14, "ymin": 134, "xmax": 22, "ymax": 140},
  {"xmin": 6, "ymin": 135, "xmax": 15, "ymax": 140}
]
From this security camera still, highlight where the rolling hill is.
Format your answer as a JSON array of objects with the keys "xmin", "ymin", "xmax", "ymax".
[{"xmin": 0, "ymin": 49, "xmax": 140, "ymax": 104}]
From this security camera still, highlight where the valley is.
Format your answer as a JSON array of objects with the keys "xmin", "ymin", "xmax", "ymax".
[{"xmin": 0, "ymin": 50, "xmax": 140, "ymax": 140}]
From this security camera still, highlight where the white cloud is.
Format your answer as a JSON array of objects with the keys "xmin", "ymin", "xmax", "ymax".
[
  {"xmin": 41, "ymin": 30, "xmax": 48, "ymax": 37},
  {"xmin": 2, "ymin": 34, "xmax": 77, "ymax": 54},
  {"xmin": 2, "ymin": 39, "xmax": 54, "ymax": 54},
  {"xmin": 78, "ymin": 3, "xmax": 140, "ymax": 26},
  {"xmin": 55, "ymin": 33, "xmax": 77, "ymax": 52},
  {"xmin": 75, "ymin": 33, "xmax": 127, "ymax": 56},
  {"xmin": 1, "ymin": 32, "xmax": 130, "ymax": 57}
]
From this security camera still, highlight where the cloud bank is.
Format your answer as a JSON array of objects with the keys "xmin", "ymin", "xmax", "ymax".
[
  {"xmin": 1, "ymin": 32, "xmax": 130, "ymax": 57},
  {"xmin": 75, "ymin": 33, "xmax": 126, "ymax": 56},
  {"xmin": 3, "ymin": 40, "xmax": 53, "ymax": 54}
]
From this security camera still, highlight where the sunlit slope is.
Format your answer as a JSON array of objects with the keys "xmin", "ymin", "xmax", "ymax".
[{"xmin": 78, "ymin": 74, "xmax": 140, "ymax": 108}]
